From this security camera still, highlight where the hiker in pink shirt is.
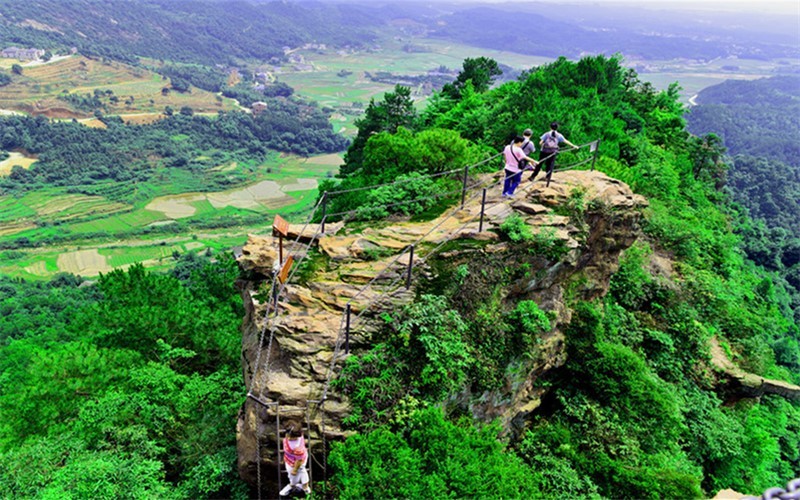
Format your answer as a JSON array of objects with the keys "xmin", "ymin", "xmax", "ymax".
[
  {"xmin": 279, "ymin": 420, "xmax": 311, "ymax": 497},
  {"xmin": 502, "ymin": 135, "xmax": 538, "ymax": 197}
]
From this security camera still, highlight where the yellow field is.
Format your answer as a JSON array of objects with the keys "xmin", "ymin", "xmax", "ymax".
[
  {"xmin": 0, "ymin": 221, "xmax": 37, "ymax": 237},
  {"xmin": 0, "ymin": 152, "xmax": 37, "ymax": 175},
  {"xmin": 303, "ymin": 153, "xmax": 343, "ymax": 166},
  {"xmin": 0, "ymin": 55, "xmax": 238, "ymax": 117},
  {"xmin": 56, "ymin": 248, "xmax": 111, "ymax": 275}
]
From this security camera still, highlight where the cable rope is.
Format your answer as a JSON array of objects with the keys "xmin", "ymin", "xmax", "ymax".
[
  {"xmin": 248, "ymin": 194, "xmax": 328, "ymax": 397},
  {"xmin": 317, "ymin": 174, "xmax": 506, "ymax": 403},
  {"xmin": 324, "ymin": 152, "xmax": 502, "ymax": 197},
  {"xmin": 247, "ymin": 276, "xmax": 279, "ymax": 392},
  {"xmin": 255, "ymin": 411, "xmax": 263, "ymax": 500},
  {"xmin": 325, "ymin": 185, "xmax": 469, "ymax": 219},
  {"xmin": 555, "ymin": 156, "xmax": 594, "ymax": 172},
  {"xmin": 331, "ymin": 178, "xmax": 489, "ymax": 309},
  {"xmin": 252, "ymin": 208, "xmax": 364, "ymax": 398}
]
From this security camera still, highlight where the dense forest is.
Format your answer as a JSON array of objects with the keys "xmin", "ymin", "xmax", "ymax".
[
  {"xmin": 321, "ymin": 55, "xmax": 800, "ymax": 497},
  {"xmin": 1, "ymin": 55, "xmax": 799, "ymax": 498},
  {"xmin": 0, "ymin": 255, "xmax": 249, "ymax": 497},
  {"xmin": 0, "ymin": 100, "xmax": 347, "ymax": 194},
  {"xmin": 687, "ymin": 75, "xmax": 800, "ymax": 323}
]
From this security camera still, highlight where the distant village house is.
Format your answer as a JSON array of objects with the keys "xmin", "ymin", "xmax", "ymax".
[{"xmin": 1, "ymin": 47, "xmax": 45, "ymax": 61}]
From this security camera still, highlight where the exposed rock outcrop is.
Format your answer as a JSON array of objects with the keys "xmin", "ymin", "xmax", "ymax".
[
  {"xmin": 710, "ymin": 337, "xmax": 800, "ymax": 401},
  {"xmin": 235, "ymin": 170, "xmax": 649, "ymax": 489}
]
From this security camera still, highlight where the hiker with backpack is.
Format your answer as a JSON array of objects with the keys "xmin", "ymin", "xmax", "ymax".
[
  {"xmin": 529, "ymin": 122, "xmax": 578, "ymax": 183},
  {"xmin": 502, "ymin": 135, "xmax": 539, "ymax": 197},
  {"xmin": 519, "ymin": 128, "xmax": 536, "ymax": 156}
]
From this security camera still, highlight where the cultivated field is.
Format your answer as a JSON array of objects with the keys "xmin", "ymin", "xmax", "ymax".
[
  {"xmin": 0, "ymin": 153, "xmax": 340, "ymax": 279},
  {"xmin": 0, "ymin": 152, "xmax": 37, "ymax": 175},
  {"xmin": 278, "ymin": 40, "xmax": 796, "ymax": 114},
  {"xmin": 0, "ymin": 55, "xmax": 238, "ymax": 117},
  {"xmin": 277, "ymin": 38, "xmax": 554, "ymax": 134},
  {"xmin": 3, "ymin": 37, "xmax": 795, "ymax": 280}
]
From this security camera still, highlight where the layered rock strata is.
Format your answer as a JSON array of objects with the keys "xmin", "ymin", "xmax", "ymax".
[{"xmin": 236, "ymin": 170, "xmax": 649, "ymax": 488}]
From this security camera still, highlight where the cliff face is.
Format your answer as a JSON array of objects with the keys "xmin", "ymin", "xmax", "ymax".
[{"xmin": 234, "ymin": 170, "xmax": 649, "ymax": 488}]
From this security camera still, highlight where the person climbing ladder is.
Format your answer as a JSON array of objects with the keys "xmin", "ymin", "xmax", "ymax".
[{"xmin": 279, "ymin": 420, "xmax": 311, "ymax": 497}]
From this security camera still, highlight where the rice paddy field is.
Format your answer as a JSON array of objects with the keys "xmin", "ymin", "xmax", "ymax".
[
  {"xmin": 0, "ymin": 152, "xmax": 341, "ymax": 280},
  {"xmin": 278, "ymin": 39, "xmax": 555, "ymax": 134},
  {"xmin": 278, "ymin": 40, "xmax": 797, "ymax": 116}
]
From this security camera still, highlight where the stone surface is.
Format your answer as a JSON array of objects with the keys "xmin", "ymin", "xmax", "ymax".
[
  {"xmin": 710, "ymin": 337, "xmax": 800, "ymax": 401},
  {"xmin": 512, "ymin": 201, "xmax": 550, "ymax": 216},
  {"xmin": 238, "ymin": 234, "xmax": 278, "ymax": 278},
  {"xmin": 236, "ymin": 169, "xmax": 653, "ymax": 486}
]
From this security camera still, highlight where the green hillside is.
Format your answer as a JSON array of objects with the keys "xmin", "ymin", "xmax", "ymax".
[
  {"xmin": 687, "ymin": 76, "xmax": 800, "ymax": 323},
  {"xmin": 0, "ymin": 0, "xmax": 376, "ymax": 65},
  {"xmin": 321, "ymin": 55, "xmax": 800, "ymax": 497},
  {"xmin": 1, "ymin": 56, "xmax": 798, "ymax": 498}
]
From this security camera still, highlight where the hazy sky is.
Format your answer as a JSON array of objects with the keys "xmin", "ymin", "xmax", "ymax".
[{"xmin": 473, "ymin": 1, "xmax": 799, "ymax": 15}]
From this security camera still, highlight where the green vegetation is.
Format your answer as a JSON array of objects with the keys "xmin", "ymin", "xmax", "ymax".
[
  {"xmin": 0, "ymin": 107, "xmax": 345, "ymax": 194},
  {"xmin": 687, "ymin": 75, "xmax": 800, "ymax": 323},
  {"xmin": 318, "ymin": 83, "xmax": 491, "ymax": 221},
  {"xmin": 0, "ymin": 255, "xmax": 249, "ymax": 497},
  {"xmin": 1, "ymin": 32, "xmax": 798, "ymax": 495},
  {"xmin": 0, "ymin": 0, "xmax": 374, "ymax": 66},
  {"xmin": 329, "ymin": 406, "xmax": 540, "ymax": 499},
  {"xmin": 0, "ymin": 55, "xmax": 236, "ymax": 117},
  {"xmin": 0, "ymin": 102, "xmax": 347, "ymax": 270},
  {"xmin": 326, "ymin": 55, "xmax": 800, "ymax": 498}
]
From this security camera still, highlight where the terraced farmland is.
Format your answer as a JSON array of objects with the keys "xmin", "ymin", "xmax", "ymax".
[
  {"xmin": 0, "ymin": 190, "xmax": 131, "ymax": 237},
  {"xmin": 0, "ymin": 55, "xmax": 238, "ymax": 117}
]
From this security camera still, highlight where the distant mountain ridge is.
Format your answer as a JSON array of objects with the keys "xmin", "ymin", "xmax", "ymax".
[
  {"xmin": 1, "ymin": 0, "xmax": 796, "ymax": 67},
  {"xmin": 426, "ymin": 5, "xmax": 799, "ymax": 61},
  {"xmin": 0, "ymin": 0, "xmax": 377, "ymax": 65}
]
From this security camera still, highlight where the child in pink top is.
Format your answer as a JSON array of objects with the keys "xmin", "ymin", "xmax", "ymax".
[{"xmin": 279, "ymin": 420, "xmax": 310, "ymax": 497}]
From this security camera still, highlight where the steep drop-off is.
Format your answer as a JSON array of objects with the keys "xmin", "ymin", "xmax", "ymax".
[{"xmin": 235, "ymin": 170, "xmax": 647, "ymax": 487}]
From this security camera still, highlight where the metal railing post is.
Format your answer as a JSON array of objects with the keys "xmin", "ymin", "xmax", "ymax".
[
  {"xmin": 478, "ymin": 188, "xmax": 487, "ymax": 232},
  {"xmin": 276, "ymin": 403, "xmax": 282, "ymax": 495},
  {"xmin": 461, "ymin": 165, "xmax": 469, "ymax": 208},
  {"xmin": 591, "ymin": 140, "xmax": 600, "ymax": 171},
  {"xmin": 320, "ymin": 192, "xmax": 328, "ymax": 233},
  {"xmin": 305, "ymin": 403, "xmax": 313, "ymax": 492},
  {"xmin": 406, "ymin": 244, "xmax": 414, "ymax": 290},
  {"xmin": 345, "ymin": 303, "xmax": 351, "ymax": 354}
]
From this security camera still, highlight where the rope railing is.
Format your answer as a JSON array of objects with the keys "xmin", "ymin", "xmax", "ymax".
[
  {"xmin": 248, "ymin": 137, "xmax": 596, "ymax": 395},
  {"xmin": 324, "ymin": 185, "xmax": 472, "ymax": 220},
  {"xmin": 247, "ymin": 193, "xmax": 329, "ymax": 393},
  {"xmin": 316, "ymin": 174, "xmax": 506, "ymax": 404},
  {"xmin": 323, "ymin": 152, "xmax": 502, "ymax": 197}
]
